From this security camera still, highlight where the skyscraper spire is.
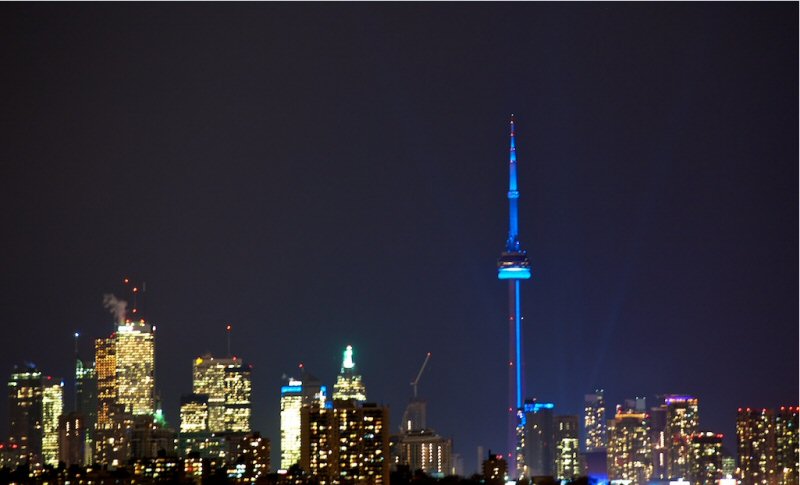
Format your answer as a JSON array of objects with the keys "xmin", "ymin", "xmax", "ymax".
[{"xmin": 497, "ymin": 114, "xmax": 532, "ymax": 477}]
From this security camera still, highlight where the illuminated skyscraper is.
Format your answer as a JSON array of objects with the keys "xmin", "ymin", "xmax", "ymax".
[
  {"xmin": 775, "ymin": 406, "xmax": 798, "ymax": 485},
  {"xmin": 115, "ymin": 320, "xmax": 155, "ymax": 416},
  {"xmin": 690, "ymin": 432, "xmax": 724, "ymax": 485},
  {"xmin": 332, "ymin": 345, "xmax": 367, "ymax": 402},
  {"xmin": 584, "ymin": 391, "xmax": 607, "ymax": 453},
  {"xmin": 223, "ymin": 362, "xmax": 252, "ymax": 433},
  {"xmin": 41, "ymin": 378, "xmax": 63, "ymax": 466},
  {"xmin": 300, "ymin": 400, "xmax": 389, "ymax": 485},
  {"xmin": 193, "ymin": 354, "xmax": 252, "ymax": 433},
  {"xmin": 607, "ymin": 411, "xmax": 652, "ymax": 485},
  {"xmin": 737, "ymin": 407, "xmax": 777, "ymax": 485},
  {"xmin": 521, "ymin": 400, "xmax": 554, "ymax": 477},
  {"xmin": 496, "ymin": 115, "xmax": 532, "ymax": 476},
  {"xmin": 94, "ymin": 317, "xmax": 156, "ymax": 466},
  {"xmin": 8, "ymin": 364, "xmax": 43, "ymax": 463},
  {"xmin": 664, "ymin": 395, "xmax": 699, "ymax": 480},
  {"xmin": 555, "ymin": 415, "xmax": 581, "ymax": 480},
  {"xmin": 229, "ymin": 432, "xmax": 271, "ymax": 480},
  {"xmin": 280, "ymin": 371, "xmax": 326, "ymax": 470}
]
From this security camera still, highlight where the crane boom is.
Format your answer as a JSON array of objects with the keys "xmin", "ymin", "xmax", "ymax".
[{"xmin": 410, "ymin": 352, "xmax": 432, "ymax": 398}]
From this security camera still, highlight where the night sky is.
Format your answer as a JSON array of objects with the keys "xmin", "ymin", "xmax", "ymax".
[{"xmin": 0, "ymin": 3, "xmax": 796, "ymax": 471}]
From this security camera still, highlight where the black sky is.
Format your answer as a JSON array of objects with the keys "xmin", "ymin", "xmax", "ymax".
[{"xmin": 0, "ymin": 2, "xmax": 797, "ymax": 470}]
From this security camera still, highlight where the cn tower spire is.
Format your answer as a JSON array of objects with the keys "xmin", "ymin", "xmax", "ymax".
[
  {"xmin": 497, "ymin": 114, "xmax": 532, "ymax": 478},
  {"xmin": 507, "ymin": 114, "xmax": 520, "ymax": 252}
]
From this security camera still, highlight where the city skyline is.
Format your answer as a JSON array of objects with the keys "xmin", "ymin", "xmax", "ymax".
[{"xmin": 0, "ymin": 2, "xmax": 796, "ymax": 474}]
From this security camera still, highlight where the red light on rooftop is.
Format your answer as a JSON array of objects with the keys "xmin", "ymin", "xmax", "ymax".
[
  {"xmin": 747, "ymin": 408, "xmax": 751, "ymax": 412},
  {"xmin": 132, "ymin": 308, "xmax": 137, "ymax": 313},
  {"xmin": 124, "ymin": 278, "xmax": 129, "ymax": 284},
  {"xmin": 226, "ymin": 324, "xmax": 232, "ymax": 331},
  {"xmin": 738, "ymin": 408, "xmax": 743, "ymax": 412},
  {"xmin": 133, "ymin": 287, "xmax": 138, "ymax": 293}
]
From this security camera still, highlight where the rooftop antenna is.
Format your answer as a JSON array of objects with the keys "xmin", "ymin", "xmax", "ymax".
[
  {"xmin": 73, "ymin": 331, "xmax": 80, "ymax": 410},
  {"xmin": 410, "ymin": 352, "xmax": 431, "ymax": 399},
  {"xmin": 226, "ymin": 324, "xmax": 232, "ymax": 358}
]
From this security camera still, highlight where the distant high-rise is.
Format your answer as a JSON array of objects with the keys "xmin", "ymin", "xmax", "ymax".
[
  {"xmin": 607, "ymin": 411, "xmax": 652, "ymax": 485},
  {"xmin": 734, "ymin": 406, "xmax": 798, "ymax": 485},
  {"xmin": 664, "ymin": 395, "xmax": 699, "ymax": 480},
  {"xmin": 649, "ymin": 404, "xmax": 669, "ymax": 480},
  {"xmin": 496, "ymin": 115, "xmax": 532, "ymax": 476},
  {"xmin": 332, "ymin": 345, "xmax": 367, "ymax": 402},
  {"xmin": 193, "ymin": 354, "xmax": 252, "ymax": 433},
  {"xmin": 8, "ymin": 364, "xmax": 44, "ymax": 464},
  {"xmin": 690, "ymin": 432, "xmax": 724, "ymax": 485},
  {"xmin": 280, "ymin": 371, "xmax": 326, "ymax": 470},
  {"xmin": 115, "ymin": 320, "xmax": 155, "ymax": 415},
  {"xmin": 775, "ymin": 406, "xmax": 798, "ymax": 485},
  {"xmin": 223, "ymin": 362, "xmax": 252, "ymax": 433},
  {"xmin": 41, "ymin": 378, "xmax": 63, "ymax": 466},
  {"xmin": 584, "ymin": 391, "xmax": 607, "ymax": 452},
  {"xmin": 555, "ymin": 415, "xmax": 581, "ymax": 480},
  {"xmin": 300, "ymin": 400, "xmax": 389, "ymax": 484},
  {"xmin": 521, "ymin": 400, "xmax": 554, "ymax": 477},
  {"xmin": 93, "ymin": 314, "xmax": 157, "ymax": 466},
  {"xmin": 58, "ymin": 411, "xmax": 85, "ymax": 466},
  {"xmin": 75, "ymin": 356, "xmax": 97, "ymax": 465},
  {"xmin": 230, "ymin": 432, "xmax": 270, "ymax": 480}
]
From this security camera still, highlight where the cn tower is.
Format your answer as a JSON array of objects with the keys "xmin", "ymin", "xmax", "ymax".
[{"xmin": 497, "ymin": 115, "xmax": 531, "ymax": 477}]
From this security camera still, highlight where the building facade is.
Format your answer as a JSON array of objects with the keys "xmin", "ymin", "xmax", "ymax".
[
  {"xmin": 664, "ymin": 394, "xmax": 698, "ymax": 480},
  {"xmin": 8, "ymin": 364, "xmax": 44, "ymax": 464},
  {"xmin": 280, "ymin": 372, "xmax": 326, "ymax": 470},
  {"xmin": 521, "ymin": 400, "xmax": 554, "ymax": 477},
  {"xmin": 584, "ymin": 391, "xmax": 607, "ymax": 452},
  {"xmin": 555, "ymin": 415, "xmax": 581, "ymax": 480},
  {"xmin": 607, "ymin": 412, "xmax": 652, "ymax": 485},
  {"xmin": 41, "ymin": 379, "xmax": 63, "ymax": 466},
  {"xmin": 300, "ymin": 400, "xmax": 389, "ymax": 484},
  {"xmin": 690, "ymin": 432, "xmax": 724, "ymax": 485}
]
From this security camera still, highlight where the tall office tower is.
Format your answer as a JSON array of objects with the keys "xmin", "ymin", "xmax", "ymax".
[
  {"xmin": 496, "ymin": 115, "xmax": 532, "ymax": 476},
  {"xmin": 737, "ymin": 408, "xmax": 777, "ymax": 485},
  {"xmin": 115, "ymin": 320, "xmax": 155, "ymax": 415},
  {"xmin": 193, "ymin": 354, "xmax": 252, "ymax": 433},
  {"xmin": 300, "ymin": 401, "xmax": 390, "ymax": 485},
  {"xmin": 690, "ymin": 432, "xmax": 724, "ymax": 485},
  {"xmin": 555, "ymin": 415, "xmax": 581, "ymax": 480},
  {"xmin": 332, "ymin": 345, "xmax": 367, "ymax": 402},
  {"xmin": 584, "ymin": 391, "xmax": 607, "ymax": 452},
  {"xmin": 280, "ymin": 372, "xmax": 327, "ymax": 470},
  {"xmin": 75, "ymin": 357, "xmax": 97, "ymax": 465},
  {"xmin": 664, "ymin": 394, "xmax": 699, "ymax": 480},
  {"xmin": 397, "ymin": 430, "xmax": 453, "ymax": 477},
  {"xmin": 607, "ymin": 411, "xmax": 652, "ymax": 485},
  {"xmin": 521, "ymin": 400, "xmax": 554, "ymax": 477},
  {"xmin": 41, "ymin": 378, "xmax": 63, "ymax": 466},
  {"xmin": 649, "ymin": 404, "xmax": 669, "ymax": 480},
  {"xmin": 180, "ymin": 394, "xmax": 210, "ymax": 434},
  {"xmin": 94, "ymin": 335, "xmax": 134, "ymax": 466},
  {"xmin": 775, "ymin": 406, "xmax": 798, "ymax": 485},
  {"xmin": 223, "ymin": 362, "xmax": 252, "ymax": 432},
  {"xmin": 58, "ymin": 412, "xmax": 85, "ymax": 466},
  {"xmin": 8, "ymin": 364, "xmax": 44, "ymax": 464}
]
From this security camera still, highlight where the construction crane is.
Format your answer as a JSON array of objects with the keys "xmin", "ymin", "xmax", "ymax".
[{"xmin": 410, "ymin": 352, "xmax": 431, "ymax": 399}]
